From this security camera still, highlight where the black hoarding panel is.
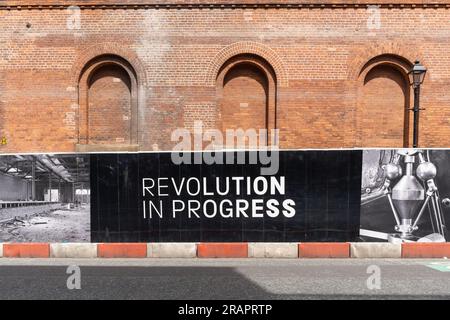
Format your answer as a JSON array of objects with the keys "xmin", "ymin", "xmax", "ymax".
[{"xmin": 91, "ymin": 150, "xmax": 362, "ymax": 242}]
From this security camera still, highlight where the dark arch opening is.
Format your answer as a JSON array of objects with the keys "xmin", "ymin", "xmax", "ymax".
[
  {"xmin": 77, "ymin": 54, "xmax": 139, "ymax": 151},
  {"xmin": 359, "ymin": 58, "xmax": 411, "ymax": 147},
  {"xmin": 217, "ymin": 54, "xmax": 277, "ymax": 148},
  {"xmin": 88, "ymin": 64, "xmax": 132, "ymax": 91}
]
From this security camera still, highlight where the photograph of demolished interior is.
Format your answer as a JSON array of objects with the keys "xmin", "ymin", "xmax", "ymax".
[{"xmin": 0, "ymin": 154, "xmax": 90, "ymax": 242}]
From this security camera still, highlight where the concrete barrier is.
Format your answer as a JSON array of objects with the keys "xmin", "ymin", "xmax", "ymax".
[
  {"xmin": 50, "ymin": 243, "xmax": 97, "ymax": 258},
  {"xmin": 402, "ymin": 243, "xmax": 450, "ymax": 258},
  {"xmin": 197, "ymin": 243, "xmax": 248, "ymax": 258},
  {"xmin": 97, "ymin": 243, "xmax": 147, "ymax": 258},
  {"xmin": 148, "ymin": 243, "xmax": 197, "ymax": 258},
  {"xmin": 299, "ymin": 243, "xmax": 350, "ymax": 258},
  {"xmin": 350, "ymin": 243, "xmax": 401, "ymax": 258},
  {"xmin": 4, "ymin": 242, "xmax": 450, "ymax": 259},
  {"xmin": 3, "ymin": 243, "xmax": 50, "ymax": 258},
  {"xmin": 0, "ymin": 243, "xmax": 2, "ymax": 258},
  {"xmin": 248, "ymin": 243, "xmax": 298, "ymax": 258},
  {"xmin": 0, "ymin": 203, "xmax": 63, "ymax": 222}
]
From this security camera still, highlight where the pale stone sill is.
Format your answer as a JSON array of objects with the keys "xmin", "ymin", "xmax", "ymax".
[{"xmin": 75, "ymin": 144, "xmax": 139, "ymax": 152}]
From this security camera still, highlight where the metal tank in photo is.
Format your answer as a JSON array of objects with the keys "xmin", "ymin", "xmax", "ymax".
[{"xmin": 360, "ymin": 149, "xmax": 450, "ymax": 243}]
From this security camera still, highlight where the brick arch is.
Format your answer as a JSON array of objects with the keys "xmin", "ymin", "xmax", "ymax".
[
  {"xmin": 206, "ymin": 42, "xmax": 288, "ymax": 88},
  {"xmin": 355, "ymin": 53, "xmax": 414, "ymax": 148},
  {"xmin": 71, "ymin": 43, "xmax": 147, "ymax": 85},
  {"xmin": 358, "ymin": 54, "xmax": 413, "ymax": 80},
  {"xmin": 348, "ymin": 42, "xmax": 417, "ymax": 81},
  {"xmin": 72, "ymin": 44, "xmax": 146, "ymax": 151},
  {"xmin": 216, "ymin": 54, "xmax": 278, "ymax": 146}
]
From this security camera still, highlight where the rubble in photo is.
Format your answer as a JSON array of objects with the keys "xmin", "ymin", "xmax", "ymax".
[{"xmin": 0, "ymin": 154, "xmax": 90, "ymax": 242}]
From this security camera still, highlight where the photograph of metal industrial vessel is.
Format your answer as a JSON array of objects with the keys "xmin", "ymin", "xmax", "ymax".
[{"xmin": 360, "ymin": 149, "xmax": 450, "ymax": 243}]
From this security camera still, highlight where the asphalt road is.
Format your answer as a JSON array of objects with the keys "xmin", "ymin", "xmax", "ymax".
[{"xmin": 0, "ymin": 258, "xmax": 449, "ymax": 299}]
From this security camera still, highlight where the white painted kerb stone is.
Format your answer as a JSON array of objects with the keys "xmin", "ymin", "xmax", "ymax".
[
  {"xmin": 350, "ymin": 243, "xmax": 401, "ymax": 258},
  {"xmin": 148, "ymin": 243, "xmax": 197, "ymax": 258},
  {"xmin": 50, "ymin": 243, "xmax": 97, "ymax": 258},
  {"xmin": 248, "ymin": 243, "xmax": 298, "ymax": 258}
]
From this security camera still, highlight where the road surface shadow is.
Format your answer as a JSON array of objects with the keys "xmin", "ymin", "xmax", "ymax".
[{"xmin": 0, "ymin": 265, "xmax": 449, "ymax": 300}]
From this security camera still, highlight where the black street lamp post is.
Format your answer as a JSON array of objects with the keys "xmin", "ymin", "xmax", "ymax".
[{"xmin": 408, "ymin": 60, "xmax": 427, "ymax": 148}]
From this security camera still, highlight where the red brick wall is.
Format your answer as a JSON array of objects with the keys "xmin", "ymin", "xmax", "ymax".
[{"xmin": 0, "ymin": 1, "xmax": 449, "ymax": 152}]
